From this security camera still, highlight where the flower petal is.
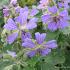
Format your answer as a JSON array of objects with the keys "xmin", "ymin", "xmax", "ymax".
[
  {"xmin": 4, "ymin": 18, "xmax": 17, "ymax": 30},
  {"xmin": 45, "ymin": 40, "xmax": 57, "ymax": 49},
  {"xmin": 60, "ymin": 10, "xmax": 68, "ymax": 17},
  {"xmin": 48, "ymin": 22, "xmax": 58, "ymax": 31},
  {"xmin": 30, "ymin": 8, "xmax": 39, "ymax": 16},
  {"xmin": 3, "ymin": 8, "xmax": 9, "ymax": 17},
  {"xmin": 21, "ymin": 31, "xmax": 32, "ymax": 42},
  {"xmin": 41, "ymin": 48, "xmax": 51, "ymax": 56},
  {"xmin": 22, "ymin": 38, "xmax": 35, "ymax": 48},
  {"xmin": 20, "ymin": 6, "xmax": 29, "ymax": 13},
  {"xmin": 57, "ymin": 19, "xmax": 69, "ymax": 29},
  {"xmin": 26, "ymin": 18, "xmax": 37, "ymax": 29},
  {"xmin": 15, "ymin": 11, "xmax": 28, "ymax": 25},
  {"xmin": 42, "ymin": 14, "xmax": 51, "ymax": 24},
  {"xmin": 7, "ymin": 32, "xmax": 18, "ymax": 44},
  {"xmin": 27, "ymin": 51, "xmax": 36, "ymax": 57},
  {"xmin": 35, "ymin": 32, "xmax": 46, "ymax": 44},
  {"xmin": 48, "ymin": 6, "xmax": 58, "ymax": 14}
]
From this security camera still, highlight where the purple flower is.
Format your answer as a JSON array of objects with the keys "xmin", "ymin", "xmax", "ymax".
[
  {"xmin": 22, "ymin": 32, "xmax": 57, "ymax": 57},
  {"xmin": 57, "ymin": 0, "xmax": 70, "ymax": 9},
  {"xmin": 3, "ymin": 6, "xmax": 38, "ymax": 44},
  {"xmin": 48, "ymin": 6, "xmax": 58, "ymax": 14},
  {"xmin": 37, "ymin": 0, "xmax": 49, "ymax": 9},
  {"xmin": 7, "ymin": 50, "xmax": 17, "ymax": 58},
  {"xmin": 4, "ymin": 17, "xmax": 37, "ymax": 44},
  {"xmin": 21, "ymin": 31, "xmax": 32, "ymax": 42},
  {"xmin": 3, "ymin": 7, "xmax": 9, "ymax": 17},
  {"xmin": 42, "ymin": 10, "xmax": 69, "ymax": 31},
  {"xmin": 10, "ymin": 0, "xmax": 17, "ymax": 6},
  {"xmin": 15, "ymin": 7, "xmax": 38, "ymax": 28},
  {"xmin": 3, "ymin": 18, "xmax": 34, "ymax": 44}
]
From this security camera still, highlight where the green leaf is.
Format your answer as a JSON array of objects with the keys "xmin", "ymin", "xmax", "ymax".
[
  {"xmin": 46, "ymin": 31, "xmax": 59, "ymax": 41},
  {"xmin": 44, "ymin": 49, "xmax": 65, "ymax": 65},
  {"xmin": 27, "ymin": 56, "xmax": 39, "ymax": 67},
  {"xmin": 0, "ymin": 0, "xmax": 9, "ymax": 9},
  {"xmin": 0, "ymin": 59, "xmax": 14, "ymax": 70},
  {"xmin": 3, "ymin": 44, "xmax": 13, "ymax": 52},
  {"xmin": 62, "ymin": 49, "xmax": 70, "ymax": 70},
  {"xmin": 18, "ymin": 0, "xmax": 36, "ymax": 7},
  {"xmin": 61, "ymin": 26, "xmax": 70, "ymax": 35},
  {"xmin": 36, "ymin": 62, "xmax": 59, "ymax": 70},
  {"xmin": 0, "ymin": 9, "xmax": 4, "ymax": 27},
  {"xmin": 3, "ymin": 65, "xmax": 13, "ymax": 70}
]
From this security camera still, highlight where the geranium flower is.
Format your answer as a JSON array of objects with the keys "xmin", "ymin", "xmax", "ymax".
[
  {"xmin": 22, "ymin": 32, "xmax": 57, "ymax": 57},
  {"xmin": 4, "ymin": 7, "xmax": 38, "ymax": 44},
  {"xmin": 42, "ymin": 7, "xmax": 69, "ymax": 31}
]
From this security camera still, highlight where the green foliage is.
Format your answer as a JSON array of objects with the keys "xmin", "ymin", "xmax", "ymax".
[
  {"xmin": 0, "ymin": 0, "xmax": 9, "ymax": 9},
  {"xmin": 61, "ymin": 26, "xmax": 70, "ymax": 35},
  {"xmin": 18, "ymin": 0, "xmax": 36, "ymax": 7},
  {"xmin": 0, "ymin": 59, "xmax": 14, "ymax": 70},
  {"xmin": 44, "ymin": 49, "xmax": 65, "ymax": 65},
  {"xmin": 36, "ymin": 62, "xmax": 59, "ymax": 70}
]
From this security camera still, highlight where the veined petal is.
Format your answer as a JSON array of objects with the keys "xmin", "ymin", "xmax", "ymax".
[
  {"xmin": 26, "ymin": 18, "xmax": 37, "ymax": 29},
  {"xmin": 48, "ymin": 22, "xmax": 58, "ymax": 31},
  {"xmin": 57, "ymin": 18, "xmax": 69, "ymax": 29},
  {"xmin": 27, "ymin": 51, "xmax": 36, "ymax": 57},
  {"xmin": 16, "ymin": 11, "xmax": 28, "ymax": 25},
  {"xmin": 22, "ymin": 38, "xmax": 35, "ymax": 48},
  {"xmin": 41, "ymin": 48, "xmax": 51, "ymax": 56},
  {"xmin": 60, "ymin": 10, "xmax": 68, "ymax": 17},
  {"xmin": 45, "ymin": 40, "xmax": 57, "ymax": 49},
  {"xmin": 29, "ymin": 17, "xmax": 38, "ymax": 23},
  {"xmin": 4, "ymin": 18, "xmax": 17, "ymax": 30},
  {"xmin": 26, "ymin": 23, "xmax": 37, "ymax": 29},
  {"xmin": 30, "ymin": 8, "xmax": 39, "ymax": 16},
  {"xmin": 7, "ymin": 32, "xmax": 18, "ymax": 44},
  {"xmin": 15, "ymin": 6, "xmax": 20, "ymax": 13},
  {"xmin": 21, "ymin": 31, "xmax": 32, "ymax": 42},
  {"xmin": 35, "ymin": 32, "xmax": 46, "ymax": 44},
  {"xmin": 20, "ymin": 6, "xmax": 29, "ymax": 13},
  {"xmin": 48, "ymin": 6, "xmax": 58, "ymax": 14},
  {"xmin": 3, "ymin": 8, "xmax": 9, "ymax": 17},
  {"xmin": 42, "ymin": 14, "xmax": 51, "ymax": 24},
  {"xmin": 57, "ymin": 2, "xmax": 63, "ymax": 8}
]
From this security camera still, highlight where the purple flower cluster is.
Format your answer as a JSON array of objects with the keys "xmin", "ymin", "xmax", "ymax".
[
  {"xmin": 3, "ymin": 0, "xmax": 70, "ymax": 57},
  {"xmin": 4, "ymin": 7, "xmax": 38, "ymax": 44}
]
